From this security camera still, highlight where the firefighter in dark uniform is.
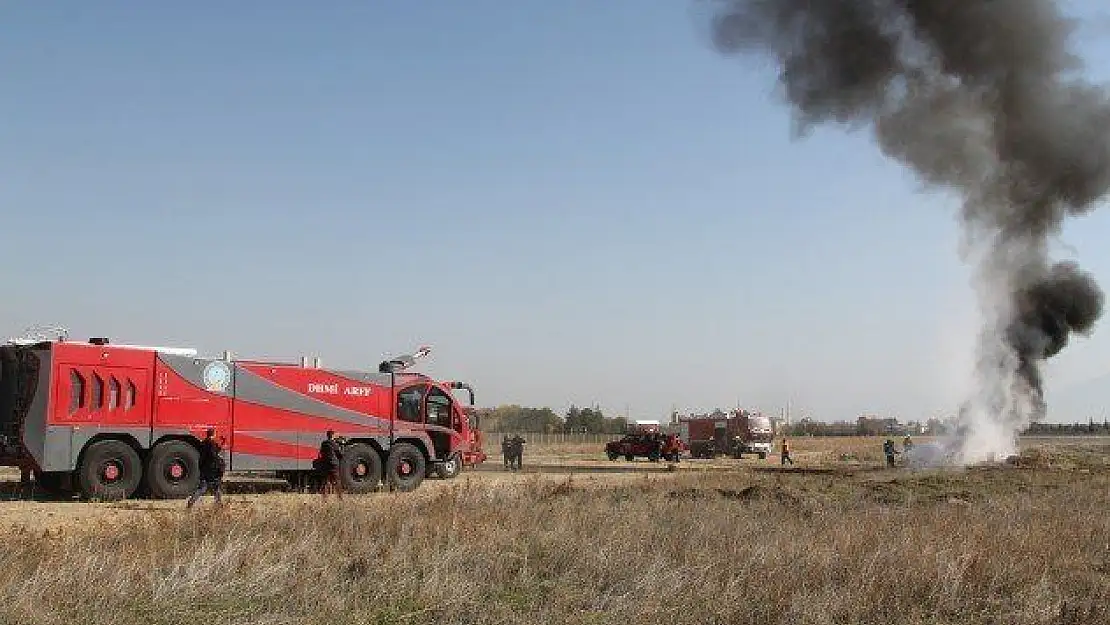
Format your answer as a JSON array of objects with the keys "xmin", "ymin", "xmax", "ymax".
[
  {"xmin": 509, "ymin": 434, "xmax": 526, "ymax": 470},
  {"xmin": 883, "ymin": 438, "xmax": 897, "ymax": 467},
  {"xmin": 17, "ymin": 444, "xmax": 35, "ymax": 498},
  {"xmin": 187, "ymin": 428, "xmax": 225, "ymax": 508},
  {"xmin": 318, "ymin": 430, "xmax": 344, "ymax": 500}
]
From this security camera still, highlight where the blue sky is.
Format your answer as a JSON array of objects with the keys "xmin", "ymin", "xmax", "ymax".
[{"xmin": 5, "ymin": 1, "xmax": 1110, "ymax": 423}]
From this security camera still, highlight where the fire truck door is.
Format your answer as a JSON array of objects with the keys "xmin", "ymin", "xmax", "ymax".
[{"xmin": 423, "ymin": 386, "xmax": 453, "ymax": 461}]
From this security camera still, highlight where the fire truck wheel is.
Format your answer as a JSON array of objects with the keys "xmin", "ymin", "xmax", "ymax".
[
  {"xmin": 435, "ymin": 454, "xmax": 462, "ymax": 479},
  {"xmin": 145, "ymin": 440, "xmax": 201, "ymax": 499},
  {"xmin": 385, "ymin": 442, "xmax": 425, "ymax": 492},
  {"xmin": 606, "ymin": 450, "xmax": 618, "ymax": 461},
  {"xmin": 339, "ymin": 443, "xmax": 382, "ymax": 494},
  {"xmin": 77, "ymin": 440, "xmax": 142, "ymax": 501},
  {"xmin": 624, "ymin": 454, "xmax": 634, "ymax": 462}
]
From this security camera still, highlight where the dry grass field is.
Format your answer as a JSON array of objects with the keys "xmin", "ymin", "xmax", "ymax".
[{"xmin": 0, "ymin": 435, "xmax": 1106, "ymax": 624}]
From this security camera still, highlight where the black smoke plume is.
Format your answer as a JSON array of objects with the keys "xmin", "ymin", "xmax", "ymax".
[{"xmin": 704, "ymin": 0, "xmax": 1110, "ymax": 457}]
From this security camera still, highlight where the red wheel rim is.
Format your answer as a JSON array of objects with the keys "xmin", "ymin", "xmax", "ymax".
[{"xmin": 103, "ymin": 463, "xmax": 120, "ymax": 481}]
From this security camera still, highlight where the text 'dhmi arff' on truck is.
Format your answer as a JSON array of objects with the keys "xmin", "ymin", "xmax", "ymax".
[{"xmin": 0, "ymin": 332, "xmax": 487, "ymax": 500}]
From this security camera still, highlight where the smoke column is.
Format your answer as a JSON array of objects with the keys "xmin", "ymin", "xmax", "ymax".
[{"xmin": 703, "ymin": 0, "xmax": 1110, "ymax": 463}]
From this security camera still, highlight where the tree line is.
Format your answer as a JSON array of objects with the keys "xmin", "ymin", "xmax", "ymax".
[
  {"xmin": 473, "ymin": 404, "xmax": 630, "ymax": 434},
  {"xmin": 1024, "ymin": 420, "xmax": 1110, "ymax": 436}
]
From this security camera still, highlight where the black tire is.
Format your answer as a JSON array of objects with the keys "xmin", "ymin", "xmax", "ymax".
[
  {"xmin": 607, "ymin": 450, "xmax": 618, "ymax": 461},
  {"xmin": 145, "ymin": 440, "xmax": 201, "ymax": 499},
  {"xmin": 758, "ymin": 452, "xmax": 767, "ymax": 460},
  {"xmin": 434, "ymin": 454, "xmax": 462, "ymax": 479},
  {"xmin": 77, "ymin": 440, "xmax": 143, "ymax": 501},
  {"xmin": 340, "ymin": 443, "xmax": 383, "ymax": 494},
  {"xmin": 385, "ymin": 442, "xmax": 425, "ymax": 492},
  {"xmin": 625, "ymin": 454, "xmax": 634, "ymax": 462}
]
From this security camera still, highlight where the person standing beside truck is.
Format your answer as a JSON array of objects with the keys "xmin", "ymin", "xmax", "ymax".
[
  {"xmin": 318, "ymin": 430, "xmax": 344, "ymax": 501},
  {"xmin": 16, "ymin": 444, "xmax": 36, "ymax": 498},
  {"xmin": 187, "ymin": 428, "xmax": 226, "ymax": 508}
]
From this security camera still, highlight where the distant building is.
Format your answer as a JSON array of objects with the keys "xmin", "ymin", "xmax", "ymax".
[{"xmin": 857, "ymin": 415, "xmax": 909, "ymax": 436}]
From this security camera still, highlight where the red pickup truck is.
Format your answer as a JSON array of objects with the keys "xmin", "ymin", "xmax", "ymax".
[{"xmin": 605, "ymin": 432, "xmax": 685, "ymax": 462}]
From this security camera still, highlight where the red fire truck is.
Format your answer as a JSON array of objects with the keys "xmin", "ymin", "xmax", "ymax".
[
  {"xmin": 677, "ymin": 410, "xmax": 774, "ymax": 459},
  {"xmin": 0, "ymin": 331, "xmax": 487, "ymax": 500}
]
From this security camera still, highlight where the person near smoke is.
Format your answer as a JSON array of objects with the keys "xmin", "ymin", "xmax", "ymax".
[
  {"xmin": 883, "ymin": 439, "xmax": 897, "ymax": 468},
  {"xmin": 779, "ymin": 437, "xmax": 793, "ymax": 465}
]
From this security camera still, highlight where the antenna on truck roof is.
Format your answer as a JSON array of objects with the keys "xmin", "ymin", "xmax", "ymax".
[{"xmin": 6, "ymin": 325, "xmax": 69, "ymax": 345}]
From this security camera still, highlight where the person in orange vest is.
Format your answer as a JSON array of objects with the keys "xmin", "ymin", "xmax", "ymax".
[{"xmin": 780, "ymin": 437, "xmax": 794, "ymax": 465}]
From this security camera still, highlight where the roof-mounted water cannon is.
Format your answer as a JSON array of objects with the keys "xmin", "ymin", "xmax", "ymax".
[{"xmin": 378, "ymin": 344, "xmax": 432, "ymax": 374}]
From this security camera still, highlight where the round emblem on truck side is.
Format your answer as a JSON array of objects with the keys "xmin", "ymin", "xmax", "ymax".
[{"xmin": 202, "ymin": 360, "xmax": 232, "ymax": 393}]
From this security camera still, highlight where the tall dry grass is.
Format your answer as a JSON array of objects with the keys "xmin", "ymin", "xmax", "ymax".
[{"xmin": 0, "ymin": 465, "xmax": 1106, "ymax": 625}]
